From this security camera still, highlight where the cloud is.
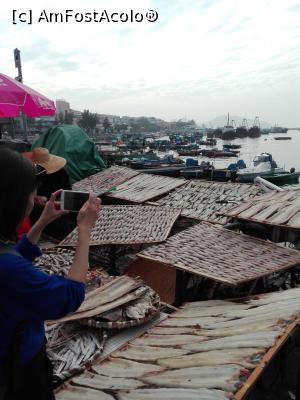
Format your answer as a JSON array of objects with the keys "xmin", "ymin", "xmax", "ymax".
[{"xmin": 0, "ymin": 0, "xmax": 299, "ymax": 125}]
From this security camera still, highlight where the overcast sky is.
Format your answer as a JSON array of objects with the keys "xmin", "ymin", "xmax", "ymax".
[{"xmin": 1, "ymin": 0, "xmax": 300, "ymax": 126}]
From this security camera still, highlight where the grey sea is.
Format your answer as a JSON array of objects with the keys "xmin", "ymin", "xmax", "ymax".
[{"xmin": 165, "ymin": 129, "xmax": 300, "ymax": 187}]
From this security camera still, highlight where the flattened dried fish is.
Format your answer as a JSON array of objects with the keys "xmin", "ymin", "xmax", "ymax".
[
  {"xmin": 268, "ymin": 205, "xmax": 299, "ymax": 225},
  {"xmin": 141, "ymin": 365, "xmax": 241, "ymax": 391},
  {"xmin": 56, "ymin": 385, "xmax": 114, "ymax": 400},
  {"xmin": 287, "ymin": 211, "xmax": 300, "ymax": 227},
  {"xmin": 238, "ymin": 203, "xmax": 267, "ymax": 219},
  {"xmin": 112, "ymin": 345, "xmax": 189, "ymax": 361},
  {"xmin": 159, "ymin": 316, "xmax": 230, "ymax": 328},
  {"xmin": 182, "ymin": 331, "xmax": 279, "ymax": 352},
  {"xmin": 91, "ymin": 358, "xmax": 164, "ymax": 378},
  {"xmin": 117, "ymin": 388, "xmax": 229, "ymax": 400},
  {"xmin": 72, "ymin": 373, "xmax": 144, "ymax": 390},
  {"xmin": 157, "ymin": 349, "xmax": 261, "ymax": 369},
  {"xmin": 148, "ymin": 327, "xmax": 201, "ymax": 335},
  {"xmin": 132, "ymin": 334, "xmax": 207, "ymax": 347}
]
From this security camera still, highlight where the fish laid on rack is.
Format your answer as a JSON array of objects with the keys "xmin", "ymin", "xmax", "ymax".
[
  {"xmin": 157, "ymin": 348, "xmax": 263, "ymax": 369},
  {"xmin": 116, "ymin": 388, "xmax": 230, "ymax": 400},
  {"xmin": 140, "ymin": 365, "xmax": 242, "ymax": 391},
  {"xmin": 91, "ymin": 358, "xmax": 164, "ymax": 378},
  {"xmin": 72, "ymin": 372, "xmax": 145, "ymax": 390},
  {"xmin": 111, "ymin": 345, "xmax": 189, "ymax": 362},
  {"xmin": 56, "ymin": 385, "xmax": 115, "ymax": 400},
  {"xmin": 132, "ymin": 334, "xmax": 207, "ymax": 347},
  {"xmin": 182, "ymin": 331, "xmax": 280, "ymax": 352}
]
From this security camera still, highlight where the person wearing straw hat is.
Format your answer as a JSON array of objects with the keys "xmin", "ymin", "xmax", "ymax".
[
  {"xmin": 0, "ymin": 147, "xmax": 100, "ymax": 400},
  {"xmin": 22, "ymin": 147, "xmax": 66, "ymax": 175},
  {"xmin": 22, "ymin": 148, "xmax": 74, "ymax": 240},
  {"xmin": 18, "ymin": 148, "xmax": 69, "ymax": 240}
]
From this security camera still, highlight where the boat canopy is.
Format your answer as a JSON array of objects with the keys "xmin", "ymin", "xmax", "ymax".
[{"xmin": 32, "ymin": 124, "xmax": 106, "ymax": 183}]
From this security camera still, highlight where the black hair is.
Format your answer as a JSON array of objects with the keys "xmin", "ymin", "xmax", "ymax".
[{"xmin": 0, "ymin": 148, "xmax": 37, "ymax": 241}]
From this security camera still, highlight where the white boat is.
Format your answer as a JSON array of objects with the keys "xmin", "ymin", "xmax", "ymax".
[{"xmin": 236, "ymin": 153, "xmax": 284, "ymax": 183}]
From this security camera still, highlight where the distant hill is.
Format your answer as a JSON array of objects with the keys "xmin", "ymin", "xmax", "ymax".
[{"xmin": 204, "ymin": 115, "xmax": 271, "ymax": 129}]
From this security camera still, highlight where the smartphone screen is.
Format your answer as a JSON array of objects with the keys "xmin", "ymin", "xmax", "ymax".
[{"xmin": 61, "ymin": 191, "xmax": 89, "ymax": 212}]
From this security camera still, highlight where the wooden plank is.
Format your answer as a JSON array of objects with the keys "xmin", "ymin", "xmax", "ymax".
[
  {"xmin": 126, "ymin": 259, "xmax": 177, "ymax": 304},
  {"xmin": 233, "ymin": 318, "xmax": 300, "ymax": 400}
]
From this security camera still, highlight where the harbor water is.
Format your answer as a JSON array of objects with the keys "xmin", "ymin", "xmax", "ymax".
[{"xmin": 159, "ymin": 129, "xmax": 300, "ymax": 186}]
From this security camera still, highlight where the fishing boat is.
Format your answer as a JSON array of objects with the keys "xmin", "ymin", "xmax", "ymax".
[
  {"xmin": 236, "ymin": 153, "xmax": 284, "ymax": 183},
  {"xmin": 181, "ymin": 167, "xmax": 234, "ymax": 181},
  {"xmin": 223, "ymin": 144, "xmax": 241, "ymax": 150},
  {"xmin": 262, "ymin": 171, "xmax": 300, "ymax": 185},
  {"xmin": 270, "ymin": 125, "xmax": 288, "ymax": 133},
  {"xmin": 200, "ymin": 149, "xmax": 238, "ymax": 158},
  {"xmin": 177, "ymin": 149, "xmax": 202, "ymax": 156}
]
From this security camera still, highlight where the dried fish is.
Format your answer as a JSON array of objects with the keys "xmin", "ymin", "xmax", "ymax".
[
  {"xmin": 108, "ymin": 174, "xmax": 185, "ymax": 203},
  {"xmin": 60, "ymin": 206, "xmax": 180, "ymax": 246},
  {"xmin": 148, "ymin": 327, "xmax": 201, "ymax": 335},
  {"xmin": 112, "ymin": 345, "xmax": 189, "ymax": 362},
  {"xmin": 72, "ymin": 372, "xmax": 144, "ymax": 390},
  {"xmin": 287, "ymin": 211, "xmax": 300, "ymax": 227},
  {"xmin": 138, "ymin": 222, "xmax": 300, "ymax": 286},
  {"xmin": 132, "ymin": 334, "xmax": 207, "ymax": 347},
  {"xmin": 91, "ymin": 358, "xmax": 164, "ymax": 378},
  {"xmin": 117, "ymin": 388, "xmax": 229, "ymax": 400},
  {"xmin": 157, "ymin": 348, "xmax": 263, "ymax": 369},
  {"xmin": 141, "ymin": 365, "xmax": 242, "ymax": 391},
  {"xmin": 268, "ymin": 205, "xmax": 299, "ymax": 225},
  {"xmin": 72, "ymin": 166, "xmax": 140, "ymax": 196},
  {"xmin": 182, "ymin": 331, "xmax": 279, "ymax": 352},
  {"xmin": 56, "ymin": 385, "xmax": 115, "ymax": 400}
]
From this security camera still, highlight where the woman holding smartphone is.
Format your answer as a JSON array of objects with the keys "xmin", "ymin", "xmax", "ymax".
[{"xmin": 0, "ymin": 148, "xmax": 100, "ymax": 400}]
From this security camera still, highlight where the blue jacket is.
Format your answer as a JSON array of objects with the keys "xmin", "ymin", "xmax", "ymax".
[{"xmin": 0, "ymin": 235, "xmax": 85, "ymax": 384}]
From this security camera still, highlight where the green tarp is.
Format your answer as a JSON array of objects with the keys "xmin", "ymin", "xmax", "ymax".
[{"xmin": 32, "ymin": 124, "xmax": 106, "ymax": 183}]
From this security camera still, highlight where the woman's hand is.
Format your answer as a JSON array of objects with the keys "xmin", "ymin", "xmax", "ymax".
[
  {"xmin": 38, "ymin": 189, "xmax": 68, "ymax": 227},
  {"xmin": 77, "ymin": 193, "xmax": 101, "ymax": 235}
]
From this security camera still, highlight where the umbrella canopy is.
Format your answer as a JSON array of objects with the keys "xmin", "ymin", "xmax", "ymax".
[{"xmin": 0, "ymin": 73, "xmax": 55, "ymax": 118}]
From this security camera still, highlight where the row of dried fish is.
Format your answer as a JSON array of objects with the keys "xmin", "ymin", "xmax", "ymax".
[
  {"xmin": 223, "ymin": 188, "xmax": 300, "ymax": 228},
  {"xmin": 34, "ymin": 248, "xmax": 111, "ymax": 291},
  {"xmin": 56, "ymin": 288, "xmax": 300, "ymax": 399},
  {"xmin": 60, "ymin": 206, "xmax": 180, "ymax": 246},
  {"xmin": 154, "ymin": 180, "xmax": 262, "ymax": 224},
  {"xmin": 57, "ymin": 288, "xmax": 300, "ymax": 399},
  {"xmin": 57, "ymin": 386, "xmax": 228, "ymax": 400},
  {"xmin": 138, "ymin": 221, "xmax": 300, "ymax": 285},
  {"xmin": 107, "ymin": 173, "xmax": 185, "ymax": 203},
  {"xmin": 72, "ymin": 166, "xmax": 140, "ymax": 196}
]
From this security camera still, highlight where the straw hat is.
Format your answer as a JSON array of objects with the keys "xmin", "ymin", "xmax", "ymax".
[{"xmin": 22, "ymin": 147, "xmax": 66, "ymax": 174}]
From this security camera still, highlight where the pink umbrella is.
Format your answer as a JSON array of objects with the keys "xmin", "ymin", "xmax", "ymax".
[{"xmin": 0, "ymin": 73, "xmax": 56, "ymax": 118}]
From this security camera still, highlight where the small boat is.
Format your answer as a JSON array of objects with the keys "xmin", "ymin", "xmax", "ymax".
[
  {"xmin": 236, "ymin": 153, "xmax": 284, "ymax": 183},
  {"xmin": 270, "ymin": 126, "xmax": 288, "ymax": 133},
  {"xmin": 223, "ymin": 144, "xmax": 241, "ymax": 150},
  {"xmin": 199, "ymin": 138, "xmax": 217, "ymax": 146},
  {"xmin": 177, "ymin": 149, "xmax": 202, "ymax": 156},
  {"xmin": 262, "ymin": 171, "xmax": 300, "ymax": 185},
  {"xmin": 200, "ymin": 149, "xmax": 237, "ymax": 158},
  {"xmin": 274, "ymin": 136, "xmax": 292, "ymax": 140}
]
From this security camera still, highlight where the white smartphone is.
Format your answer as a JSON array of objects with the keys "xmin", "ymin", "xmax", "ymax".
[{"xmin": 60, "ymin": 190, "xmax": 90, "ymax": 212}]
